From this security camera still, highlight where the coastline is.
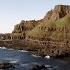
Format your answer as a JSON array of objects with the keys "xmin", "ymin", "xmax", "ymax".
[
  {"xmin": 0, "ymin": 39, "xmax": 70, "ymax": 59},
  {"xmin": 0, "ymin": 5, "xmax": 70, "ymax": 59}
]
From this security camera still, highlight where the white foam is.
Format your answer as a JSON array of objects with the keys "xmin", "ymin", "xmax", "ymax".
[
  {"xmin": 18, "ymin": 50, "xmax": 28, "ymax": 52},
  {"xmin": 0, "ymin": 47, "xmax": 7, "ymax": 49},
  {"xmin": 45, "ymin": 65, "xmax": 51, "ymax": 68},
  {"xmin": 32, "ymin": 54, "xmax": 41, "ymax": 57},
  {"xmin": 44, "ymin": 55, "xmax": 50, "ymax": 59},
  {"xmin": 9, "ymin": 60, "xmax": 19, "ymax": 64},
  {"xmin": 0, "ymin": 47, "xmax": 2, "ymax": 48}
]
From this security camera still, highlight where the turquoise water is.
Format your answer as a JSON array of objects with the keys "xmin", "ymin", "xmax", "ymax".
[{"xmin": 0, "ymin": 47, "xmax": 70, "ymax": 70}]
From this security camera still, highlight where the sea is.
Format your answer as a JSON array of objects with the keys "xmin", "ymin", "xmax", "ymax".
[{"xmin": 0, "ymin": 47, "xmax": 70, "ymax": 70}]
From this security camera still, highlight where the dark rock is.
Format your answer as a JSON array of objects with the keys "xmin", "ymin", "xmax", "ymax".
[
  {"xmin": 30, "ymin": 65, "xmax": 48, "ymax": 70},
  {"xmin": 0, "ymin": 62, "xmax": 15, "ymax": 69}
]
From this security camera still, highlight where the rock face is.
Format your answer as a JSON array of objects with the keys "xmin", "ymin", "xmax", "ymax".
[
  {"xmin": 0, "ymin": 61, "xmax": 15, "ymax": 69},
  {"xmin": 0, "ymin": 33, "xmax": 11, "ymax": 40},
  {"xmin": 27, "ymin": 5, "xmax": 70, "ymax": 40},
  {"xmin": 11, "ymin": 5, "xmax": 70, "ymax": 40},
  {"xmin": 11, "ymin": 20, "xmax": 43, "ymax": 40},
  {"xmin": 30, "ymin": 65, "xmax": 48, "ymax": 70},
  {"xmin": 0, "ymin": 5, "xmax": 70, "ymax": 40},
  {"xmin": 44, "ymin": 5, "xmax": 70, "ymax": 21}
]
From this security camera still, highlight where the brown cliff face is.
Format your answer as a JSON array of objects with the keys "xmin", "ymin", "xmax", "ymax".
[
  {"xmin": 44, "ymin": 5, "xmax": 70, "ymax": 21},
  {"xmin": 11, "ymin": 5, "xmax": 70, "ymax": 40},
  {"xmin": 11, "ymin": 20, "xmax": 43, "ymax": 39},
  {"xmin": 12, "ymin": 20, "xmax": 43, "ymax": 33},
  {"xmin": 0, "ymin": 33, "xmax": 11, "ymax": 40}
]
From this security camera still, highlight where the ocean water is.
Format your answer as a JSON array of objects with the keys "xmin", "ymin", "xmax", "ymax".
[{"xmin": 0, "ymin": 47, "xmax": 70, "ymax": 70}]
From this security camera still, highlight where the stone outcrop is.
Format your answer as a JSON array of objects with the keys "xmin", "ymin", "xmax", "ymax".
[
  {"xmin": 0, "ymin": 5, "xmax": 70, "ymax": 40},
  {"xmin": 0, "ymin": 33, "xmax": 11, "ymax": 40},
  {"xmin": 11, "ymin": 5, "xmax": 70, "ymax": 40},
  {"xmin": 0, "ymin": 60, "xmax": 15, "ymax": 69},
  {"xmin": 44, "ymin": 5, "xmax": 70, "ymax": 21},
  {"xmin": 11, "ymin": 20, "xmax": 43, "ymax": 40},
  {"xmin": 30, "ymin": 64, "xmax": 48, "ymax": 70}
]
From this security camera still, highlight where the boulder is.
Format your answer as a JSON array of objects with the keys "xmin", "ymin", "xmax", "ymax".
[
  {"xmin": 30, "ymin": 65, "xmax": 48, "ymax": 70},
  {"xmin": 0, "ymin": 61, "xmax": 15, "ymax": 69}
]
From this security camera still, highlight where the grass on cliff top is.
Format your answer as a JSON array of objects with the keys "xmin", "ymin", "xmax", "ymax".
[{"xmin": 27, "ymin": 15, "xmax": 70, "ymax": 40}]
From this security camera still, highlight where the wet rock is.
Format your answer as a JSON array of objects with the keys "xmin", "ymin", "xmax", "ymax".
[
  {"xmin": 0, "ymin": 62, "xmax": 15, "ymax": 69},
  {"xmin": 30, "ymin": 65, "xmax": 48, "ymax": 70}
]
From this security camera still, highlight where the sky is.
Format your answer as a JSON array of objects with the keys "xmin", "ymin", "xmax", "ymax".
[{"xmin": 0, "ymin": 0, "xmax": 70, "ymax": 33}]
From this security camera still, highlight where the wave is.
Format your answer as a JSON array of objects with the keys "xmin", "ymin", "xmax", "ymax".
[
  {"xmin": 0, "ymin": 58, "xmax": 19, "ymax": 64},
  {"xmin": 44, "ymin": 56, "xmax": 50, "ymax": 59},
  {"xmin": 0, "ymin": 46, "xmax": 7, "ymax": 49},
  {"xmin": 18, "ymin": 50, "xmax": 28, "ymax": 52},
  {"xmin": 32, "ymin": 54, "xmax": 41, "ymax": 58},
  {"xmin": 9, "ymin": 60, "xmax": 19, "ymax": 64},
  {"xmin": 8, "ymin": 48, "xmax": 14, "ymax": 50}
]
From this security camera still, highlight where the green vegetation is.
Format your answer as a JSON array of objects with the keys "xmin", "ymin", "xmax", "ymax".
[{"xmin": 27, "ymin": 15, "xmax": 70, "ymax": 41}]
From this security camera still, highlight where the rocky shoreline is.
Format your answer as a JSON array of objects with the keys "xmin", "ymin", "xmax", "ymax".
[
  {"xmin": 0, "ymin": 5, "xmax": 70, "ymax": 58},
  {"xmin": 0, "ymin": 39, "xmax": 70, "ymax": 58},
  {"xmin": 0, "ymin": 59, "xmax": 18, "ymax": 70}
]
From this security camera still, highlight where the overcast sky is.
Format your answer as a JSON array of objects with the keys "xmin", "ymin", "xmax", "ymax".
[{"xmin": 0, "ymin": 0, "xmax": 70, "ymax": 33}]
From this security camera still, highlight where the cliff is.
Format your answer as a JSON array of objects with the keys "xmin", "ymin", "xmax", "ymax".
[
  {"xmin": 11, "ymin": 5, "xmax": 70, "ymax": 40},
  {"xmin": 26, "ymin": 5, "xmax": 70, "ymax": 40},
  {"xmin": 44, "ymin": 5, "xmax": 70, "ymax": 21},
  {"xmin": 11, "ymin": 20, "xmax": 43, "ymax": 39},
  {"xmin": 0, "ymin": 33, "xmax": 11, "ymax": 40}
]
